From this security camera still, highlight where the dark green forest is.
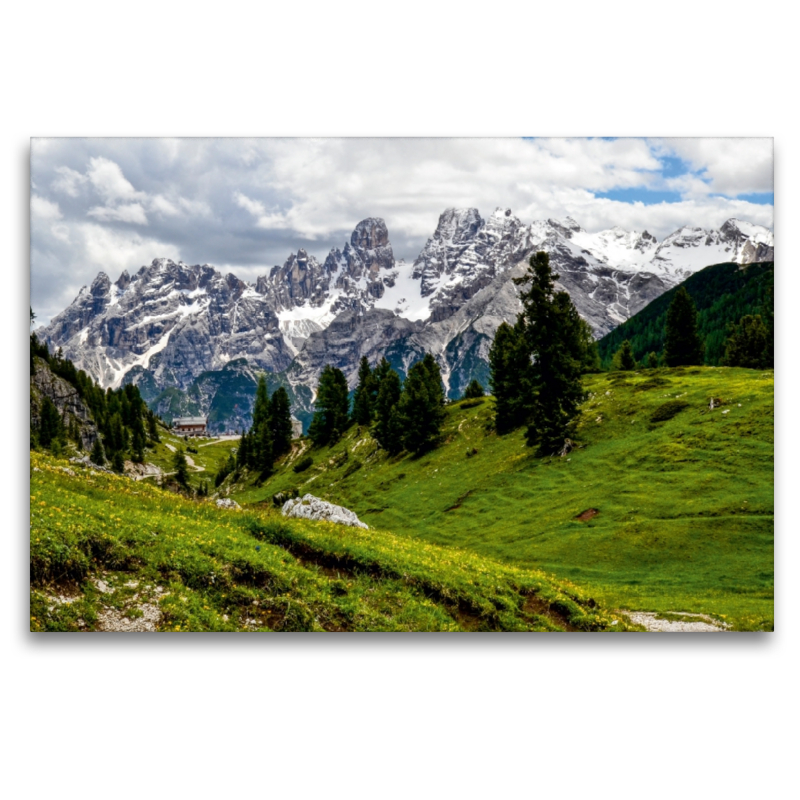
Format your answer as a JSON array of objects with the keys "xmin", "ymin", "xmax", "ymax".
[{"xmin": 597, "ymin": 261, "xmax": 774, "ymax": 366}]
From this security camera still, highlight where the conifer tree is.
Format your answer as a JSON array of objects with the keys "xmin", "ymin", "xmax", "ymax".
[
  {"xmin": 351, "ymin": 357, "xmax": 375, "ymax": 426},
  {"xmin": 90, "ymin": 438, "xmax": 105, "ymax": 466},
  {"xmin": 269, "ymin": 386, "xmax": 293, "ymax": 457},
  {"xmin": 173, "ymin": 447, "xmax": 190, "ymax": 489},
  {"xmin": 488, "ymin": 319, "xmax": 532, "ymax": 434},
  {"xmin": 398, "ymin": 356, "xmax": 446, "ymax": 455},
  {"xmin": 372, "ymin": 357, "xmax": 392, "ymax": 391},
  {"xmin": 421, "ymin": 353, "xmax": 446, "ymax": 407},
  {"xmin": 613, "ymin": 339, "xmax": 636, "ymax": 371},
  {"xmin": 38, "ymin": 397, "xmax": 64, "ymax": 449},
  {"xmin": 250, "ymin": 375, "xmax": 272, "ymax": 469},
  {"xmin": 111, "ymin": 450, "xmax": 125, "ymax": 473},
  {"xmin": 762, "ymin": 282, "xmax": 774, "ymax": 368},
  {"xmin": 578, "ymin": 318, "xmax": 602, "ymax": 373},
  {"xmin": 146, "ymin": 410, "xmax": 161, "ymax": 443},
  {"xmin": 236, "ymin": 430, "xmax": 251, "ymax": 470},
  {"xmin": 131, "ymin": 427, "xmax": 146, "ymax": 463},
  {"xmin": 463, "ymin": 379, "xmax": 484, "ymax": 399},
  {"xmin": 373, "ymin": 367, "xmax": 403, "ymax": 454},
  {"xmin": 664, "ymin": 286, "xmax": 704, "ymax": 366},
  {"xmin": 515, "ymin": 251, "xmax": 586, "ymax": 454},
  {"xmin": 254, "ymin": 417, "xmax": 273, "ymax": 475},
  {"xmin": 723, "ymin": 314, "xmax": 769, "ymax": 369},
  {"xmin": 308, "ymin": 365, "xmax": 350, "ymax": 446}
]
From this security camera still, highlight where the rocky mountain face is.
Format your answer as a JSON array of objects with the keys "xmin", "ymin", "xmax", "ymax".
[
  {"xmin": 38, "ymin": 210, "xmax": 773, "ymax": 429},
  {"xmin": 30, "ymin": 358, "xmax": 99, "ymax": 450}
]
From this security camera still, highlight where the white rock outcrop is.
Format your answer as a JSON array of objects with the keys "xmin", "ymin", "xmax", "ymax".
[
  {"xmin": 282, "ymin": 494, "xmax": 368, "ymax": 529},
  {"xmin": 215, "ymin": 498, "xmax": 241, "ymax": 510}
]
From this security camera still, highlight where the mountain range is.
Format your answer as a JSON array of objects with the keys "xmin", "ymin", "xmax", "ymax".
[{"xmin": 37, "ymin": 209, "xmax": 774, "ymax": 431}]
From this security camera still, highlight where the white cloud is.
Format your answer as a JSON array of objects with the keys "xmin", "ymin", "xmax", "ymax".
[
  {"xmin": 560, "ymin": 196, "xmax": 774, "ymax": 238},
  {"xmin": 87, "ymin": 156, "xmax": 146, "ymax": 203},
  {"xmin": 30, "ymin": 138, "xmax": 774, "ymax": 323},
  {"xmin": 87, "ymin": 203, "xmax": 149, "ymax": 225},
  {"xmin": 657, "ymin": 137, "xmax": 773, "ymax": 196},
  {"xmin": 79, "ymin": 223, "xmax": 180, "ymax": 272},
  {"xmin": 177, "ymin": 198, "xmax": 212, "ymax": 217},
  {"xmin": 149, "ymin": 194, "xmax": 180, "ymax": 216},
  {"xmin": 234, "ymin": 191, "xmax": 289, "ymax": 230},
  {"xmin": 31, "ymin": 195, "xmax": 63, "ymax": 220},
  {"xmin": 51, "ymin": 166, "xmax": 88, "ymax": 197}
]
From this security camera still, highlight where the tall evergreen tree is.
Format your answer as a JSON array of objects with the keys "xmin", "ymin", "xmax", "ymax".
[
  {"xmin": 90, "ymin": 437, "xmax": 105, "ymax": 466},
  {"xmin": 613, "ymin": 339, "xmax": 636, "ymax": 371},
  {"xmin": 308, "ymin": 365, "xmax": 350, "ymax": 446},
  {"xmin": 131, "ymin": 427, "xmax": 146, "ymax": 463},
  {"xmin": 38, "ymin": 397, "xmax": 64, "ymax": 449},
  {"xmin": 372, "ymin": 357, "xmax": 392, "ymax": 390},
  {"xmin": 251, "ymin": 375, "xmax": 272, "ymax": 469},
  {"xmin": 254, "ymin": 417, "xmax": 273, "ymax": 474},
  {"xmin": 236, "ymin": 430, "xmax": 251, "ymax": 470},
  {"xmin": 398, "ymin": 357, "xmax": 446, "ymax": 455},
  {"xmin": 111, "ymin": 450, "xmax": 125, "ymax": 473},
  {"xmin": 420, "ymin": 353, "xmax": 446, "ymax": 407},
  {"xmin": 146, "ymin": 410, "xmax": 161, "ymax": 443},
  {"xmin": 488, "ymin": 319, "xmax": 532, "ymax": 434},
  {"xmin": 578, "ymin": 318, "xmax": 602, "ymax": 373},
  {"xmin": 762, "ymin": 282, "xmax": 774, "ymax": 368},
  {"xmin": 723, "ymin": 314, "xmax": 769, "ymax": 369},
  {"xmin": 351, "ymin": 357, "xmax": 375, "ymax": 426},
  {"xmin": 515, "ymin": 251, "xmax": 586, "ymax": 454},
  {"xmin": 173, "ymin": 447, "xmax": 191, "ymax": 489},
  {"xmin": 664, "ymin": 286, "xmax": 704, "ymax": 367},
  {"xmin": 373, "ymin": 367, "xmax": 403, "ymax": 454},
  {"xmin": 269, "ymin": 386, "xmax": 293, "ymax": 457}
]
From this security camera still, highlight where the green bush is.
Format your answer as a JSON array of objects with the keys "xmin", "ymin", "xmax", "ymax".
[
  {"xmin": 293, "ymin": 456, "xmax": 313, "ymax": 473},
  {"xmin": 343, "ymin": 459, "xmax": 363, "ymax": 478},
  {"xmin": 650, "ymin": 400, "xmax": 690, "ymax": 423}
]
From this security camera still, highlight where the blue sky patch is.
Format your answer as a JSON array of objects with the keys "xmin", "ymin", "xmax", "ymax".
[{"xmin": 595, "ymin": 188, "xmax": 684, "ymax": 204}]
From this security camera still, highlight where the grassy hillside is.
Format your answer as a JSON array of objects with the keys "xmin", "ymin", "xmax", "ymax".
[
  {"xmin": 230, "ymin": 367, "xmax": 774, "ymax": 630},
  {"xmin": 597, "ymin": 261, "xmax": 774, "ymax": 366},
  {"xmin": 29, "ymin": 451, "xmax": 629, "ymax": 632},
  {"xmin": 141, "ymin": 430, "xmax": 239, "ymax": 488}
]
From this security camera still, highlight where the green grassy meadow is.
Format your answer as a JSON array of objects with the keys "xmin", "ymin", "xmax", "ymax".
[
  {"xmin": 232, "ymin": 367, "xmax": 774, "ymax": 630},
  {"xmin": 140, "ymin": 431, "xmax": 239, "ymax": 488},
  {"xmin": 29, "ymin": 451, "xmax": 629, "ymax": 632}
]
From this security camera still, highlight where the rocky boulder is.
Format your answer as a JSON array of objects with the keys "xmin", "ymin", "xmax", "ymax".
[{"xmin": 281, "ymin": 494, "xmax": 368, "ymax": 529}]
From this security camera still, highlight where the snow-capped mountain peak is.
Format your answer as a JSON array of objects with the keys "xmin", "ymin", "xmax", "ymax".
[{"xmin": 39, "ymin": 211, "xmax": 773, "ymax": 415}]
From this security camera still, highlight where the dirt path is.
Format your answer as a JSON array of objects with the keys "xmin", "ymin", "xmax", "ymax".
[
  {"xmin": 622, "ymin": 611, "xmax": 730, "ymax": 632},
  {"xmin": 198, "ymin": 435, "xmax": 240, "ymax": 447},
  {"xmin": 185, "ymin": 454, "xmax": 204, "ymax": 472}
]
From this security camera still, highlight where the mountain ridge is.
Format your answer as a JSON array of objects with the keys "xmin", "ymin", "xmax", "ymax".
[{"xmin": 38, "ymin": 209, "xmax": 773, "ymax": 429}]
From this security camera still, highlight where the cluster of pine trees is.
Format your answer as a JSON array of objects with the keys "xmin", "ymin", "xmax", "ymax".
[
  {"xmin": 609, "ymin": 284, "xmax": 774, "ymax": 371},
  {"xmin": 309, "ymin": 353, "xmax": 447, "ymax": 456},
  {"xmin": 598, "ymin": 262, "xmax": 774, "ymax": 368},
  {"xmin": 488, "ymin": 252, "xmax": 599, "ymax": 455},
  {"xmin": 30, "ymin": 321, "xmax": 159, "ymax": 471},
  {"xmin": 233, "ymin": 377, "xmax": 293, "ymax": 478}
]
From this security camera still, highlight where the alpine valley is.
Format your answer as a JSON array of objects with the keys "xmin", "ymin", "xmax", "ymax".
[{"xmin": 38, "ymin": 209, "xmax": 774, "ymax": 432}]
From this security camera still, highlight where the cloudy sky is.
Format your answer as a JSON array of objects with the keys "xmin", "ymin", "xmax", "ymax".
[{"xmin": 30, "ymin": 137, "xmax": 773, "ymax": 325}]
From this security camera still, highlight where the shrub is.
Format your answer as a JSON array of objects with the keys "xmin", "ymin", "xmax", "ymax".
[
  {"xmin": 293, "ymin": 456, "xmax": 313, "ymax": 473},
  {"xmin": 343, "ymin": 459, "xmax": 362, "ymax": 478},
  {"xmin": 463, "ymin": 379, "xmax": 485, "ymax": 399},
  {"xmin": 650, "ymin": 400, "xmax": 690, "ymax": 423}
]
